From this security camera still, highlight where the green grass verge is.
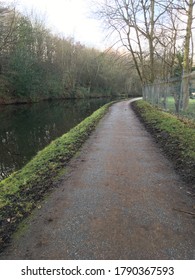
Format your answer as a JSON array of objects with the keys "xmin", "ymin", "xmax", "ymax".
[
  {"xmin": 132, "ymin": 100, "xmax": 195, "ymax": 186},
  {"xmin": 0, "ymin": 101, "xmax": 114, "ymax": 249}
]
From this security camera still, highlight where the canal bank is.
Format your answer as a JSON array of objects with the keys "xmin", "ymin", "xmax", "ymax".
[
  {"xmin": 0, "ymin": 98, "xmax": 115, "ymax": 180},
  {"xmin": 0, "ymin": 101, "xmax": 115, "ymax": 252}
]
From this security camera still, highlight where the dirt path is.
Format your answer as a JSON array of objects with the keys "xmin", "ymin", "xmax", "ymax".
[{"xmin": 1, "ymin": 100, "xmax": 194, "ymax": 260}]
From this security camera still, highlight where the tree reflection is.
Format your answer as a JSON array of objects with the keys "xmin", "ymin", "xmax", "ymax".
[{"xmin": 0, "ymin": 98, "xmax": 112, "ymax": 180}]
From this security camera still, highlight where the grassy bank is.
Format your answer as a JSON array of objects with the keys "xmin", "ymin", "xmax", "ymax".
[
  {"xmin": 131, "ymin": 100, "xmax": 195, "ymax": 187},
  {"xmin": 0, "ymin": 101, "xmax": 113, "ymax": 251}
]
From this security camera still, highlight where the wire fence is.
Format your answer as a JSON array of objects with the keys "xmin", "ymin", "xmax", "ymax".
[{"xmin": 143, "ymin": 71, "xmax": 195, "ymax": 120}]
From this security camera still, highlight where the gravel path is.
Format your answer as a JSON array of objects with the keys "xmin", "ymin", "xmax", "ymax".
[{"xmin": 1, "ymin": 99, "xmax": 194, "ymax": 259}]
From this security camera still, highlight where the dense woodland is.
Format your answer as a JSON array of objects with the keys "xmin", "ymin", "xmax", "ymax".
[
  {"xmin": 0, "ymin": 1, "xmax": 194, "ymax": 108},
  {"xmin": 0, "ymin": 2, "xmax": 141, "ymax": 104}
]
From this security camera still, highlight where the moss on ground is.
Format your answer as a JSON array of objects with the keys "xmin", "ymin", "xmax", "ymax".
[
  {"xmin": 131, "ymin": 100, "xmax": 195, "ymax": 188},
  {"xmin": 0, "ymin": 101, "xmax": 114, "ymax": 251}
]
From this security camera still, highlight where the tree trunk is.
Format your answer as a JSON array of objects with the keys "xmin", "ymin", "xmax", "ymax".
[
  {"xmin": 181, "ymin": 0, "xmax": 194, "ymax": 110},
  {"xmin": 149, "ymin": 0, "xmax": 155, "ymax": 83}
]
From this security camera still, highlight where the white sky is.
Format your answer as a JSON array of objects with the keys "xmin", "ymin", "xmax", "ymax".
[{"xmin": 4, "ymin": 0, "xmax": 108, "ymax": 49}]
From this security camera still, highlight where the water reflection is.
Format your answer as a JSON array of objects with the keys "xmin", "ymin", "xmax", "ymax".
[{"xmin": 0, "ymin": 98, "xmax": 113, "ymax": 180}]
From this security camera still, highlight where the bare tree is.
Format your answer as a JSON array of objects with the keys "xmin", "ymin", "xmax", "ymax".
[
  {"xmin": 0, "ymin": 2, "xmax": 17, "ymax": 98},
  {"xmin": 0, "ymin": 2, "xmax": 17, "ymax": 52},
  {"xmin": 96, "ymin": 0, "xmax": 175, "ymax": 86}
]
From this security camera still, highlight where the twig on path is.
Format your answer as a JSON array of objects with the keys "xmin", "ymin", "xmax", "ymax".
[{"xmin": 173, "ymin": 208, "xmax": 195, "ymax": 216}]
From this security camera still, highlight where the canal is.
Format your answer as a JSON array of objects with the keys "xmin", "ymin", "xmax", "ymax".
[{"xmin": 0, "ymin": 98, "xmax": 114, "ymax": 181}]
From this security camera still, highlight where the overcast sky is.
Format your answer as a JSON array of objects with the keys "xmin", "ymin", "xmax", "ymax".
[{"xmin": 5, "ymin": 0, "xmax": 108, "ymax": 49}]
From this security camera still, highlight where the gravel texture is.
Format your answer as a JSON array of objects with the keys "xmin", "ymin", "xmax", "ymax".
[{"xmin": 0, "ymin": 99, "xmax": 194, "ymax": 259}]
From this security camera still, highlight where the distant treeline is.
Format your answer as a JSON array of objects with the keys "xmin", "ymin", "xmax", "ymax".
[{"xmin": 0, "ymin": 3, "xmax": 141, "ymax": 104}]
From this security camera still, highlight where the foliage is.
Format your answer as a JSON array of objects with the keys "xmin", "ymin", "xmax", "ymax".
[
  {"xmin": 170, "ymin": 51, "xmax": 184, "ymax": 78},
  {"xmin": 0, "ymin": 3, "xmax": 141, "ymax": 103},
  {"xmin": 132, "ymin": 100, "xmax": 195, "ymax": 185},
  {"xmin": 0, "ymin": 101, "xmax": 113, "ymax": 250}
]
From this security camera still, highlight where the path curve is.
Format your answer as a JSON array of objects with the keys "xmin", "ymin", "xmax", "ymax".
[{"xmin": 1, "ymin": 99, "xmax": 194, "ymax": 259}]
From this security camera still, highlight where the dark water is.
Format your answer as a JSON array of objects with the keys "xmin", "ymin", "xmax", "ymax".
[{"xmin": 0, "ymin": 98, "xmax": 113, "ymax": 181}]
